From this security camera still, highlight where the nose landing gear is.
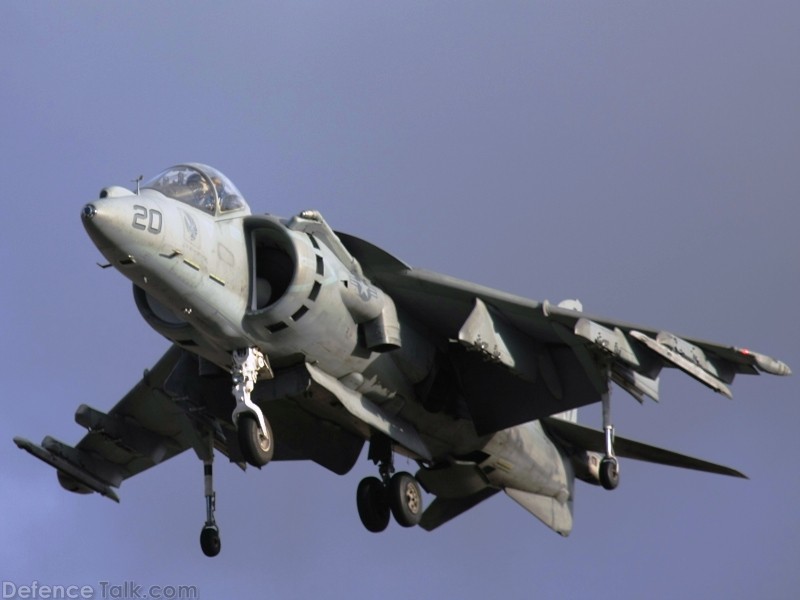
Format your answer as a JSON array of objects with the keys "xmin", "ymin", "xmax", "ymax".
[
  {"xmin": 231, "ymin": 347, "xmax": 274, "ymax": 468},
  {"xmin": 237, "ymin": 413, "xmax": 274, "ymax": 467}
]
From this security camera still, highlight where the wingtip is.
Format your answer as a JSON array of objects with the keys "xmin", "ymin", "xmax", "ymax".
[
  {"xmin": 104, "ymin": 489, "xmax": 121, "ymax": 503},
  {"xmin": 13, "ymin": 436, "xmax": 34, "ymax": 451},
  {"xmin": 761, "ymin": 356, "xmax": 792, "ymax": 377},
  {"xmin": 738, "ymin": 348, "xmax": 792, "ymax": 376}
]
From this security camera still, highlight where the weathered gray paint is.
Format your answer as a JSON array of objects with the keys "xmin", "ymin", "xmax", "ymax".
[{"xmin": 15, "ymin": 164, "xmax": 791, "ymax": 546}]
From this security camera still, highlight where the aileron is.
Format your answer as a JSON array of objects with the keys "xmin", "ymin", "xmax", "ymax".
[{"xmin": 630, "ymin": 330, "xmax": 734, "ymax": 399}]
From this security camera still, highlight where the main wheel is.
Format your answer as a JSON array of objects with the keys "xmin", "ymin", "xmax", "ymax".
[
  {"xmin": 356, "ymin": 476, "xmax": 390, "ymax": 533},
  {"xmin": 237, "ymin": 413, "xmax": 273, "ymax": 468},
  {"xmin": 388, "ymin": 471, "xmax": 423, "ymax": 527},
  {"xmin": 200, "ymin": 525, "xmax": 221, "ymax": 557},
  {"xmin": 599, "ymin": 457, "xmax": 619, "ymax": 490}
]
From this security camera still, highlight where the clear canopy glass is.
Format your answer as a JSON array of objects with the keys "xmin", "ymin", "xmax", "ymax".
[{"xmin": 143, "ymin": 163, "xmax": 248, "ymax": 215}]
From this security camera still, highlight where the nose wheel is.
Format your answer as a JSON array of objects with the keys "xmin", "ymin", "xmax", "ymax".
[
  {"xmin": 231, "ymin": 347, "xmax": 274, "ymax": 468},
  {"xmin": 237, "ymin": 413, "xmax": 274, "ymax": 467}
]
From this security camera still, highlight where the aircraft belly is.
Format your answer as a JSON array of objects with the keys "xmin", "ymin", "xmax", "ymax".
[
  {"xmin": 250, "ymin": 356, "xmax": 481, "ymax": 464},
  {"xmin": 480, "ymin": 422, "xmax": 571, "ymax": 500}
]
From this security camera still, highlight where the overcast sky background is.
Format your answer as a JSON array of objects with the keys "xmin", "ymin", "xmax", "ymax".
[{"xmin": 2, "ymin": 2, "xmax": 798, "ymax": 598}]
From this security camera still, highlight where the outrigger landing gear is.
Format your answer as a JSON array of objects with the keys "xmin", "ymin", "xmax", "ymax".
[
  {"xmin": 599, "ymin": 387, "xmax": 620, "ymax": 490},
  {"xmin": 199, "ymin": 436, "xmax": 221, "ymax": 557},
  {"xmin": 231, "ymin": 347, "xmax": 274, "ymax": 468},
  {"xmin": 356, "ymin": 434, "xmax": 424, "ymax": 532}
]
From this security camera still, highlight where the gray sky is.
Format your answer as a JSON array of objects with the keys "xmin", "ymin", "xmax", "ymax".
[{"xmin": 2, "ymin": 2, "xmax": 798, "ymax": 598}]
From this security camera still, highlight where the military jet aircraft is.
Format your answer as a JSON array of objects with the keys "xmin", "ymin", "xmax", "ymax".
[{"xmin": 15, "ymin": 163, "xmax": 791, "ymax": 557}]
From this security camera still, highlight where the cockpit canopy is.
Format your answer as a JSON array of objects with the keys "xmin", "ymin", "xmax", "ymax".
[{"xmin": 143, "ymin": 164, "xmax": 250, "ymax": 216}]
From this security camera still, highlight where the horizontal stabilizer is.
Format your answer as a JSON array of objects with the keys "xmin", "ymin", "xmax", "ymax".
[
  {"xmin": 541, "ymin": 417, "xmax": 747, "ymax": 479},
  {"xmin": 419, "ymin": 487, "xmax": 499, "ymax": 531}
]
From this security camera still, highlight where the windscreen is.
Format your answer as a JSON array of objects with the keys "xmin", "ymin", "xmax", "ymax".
[{"xmin": 143, "ymin": 164, "xmax": 249, "ymax": 215}]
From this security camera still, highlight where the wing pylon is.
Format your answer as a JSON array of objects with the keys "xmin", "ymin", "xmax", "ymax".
[{"xmin": 337, "ymin": 237, "xmax": 791, "ymax": 435}]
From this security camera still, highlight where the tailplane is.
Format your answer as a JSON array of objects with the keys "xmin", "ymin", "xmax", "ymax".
[{"xmin": 541, "ymin": 416, "xmax": 747, "ymax": 482}]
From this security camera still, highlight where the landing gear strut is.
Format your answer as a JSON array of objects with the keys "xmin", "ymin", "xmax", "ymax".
[
  {"xmin": 599, "ymin": 387, "xmax": 620, "ymax": 490},
  {"xmin": 199, "ymin": 436, "xmax": 221, "ymax": 557},
  {"xmin": 231, "ymin": 347, "xmax": 274, "ymax": 468},
  {"xmin": 356, "ymin": 435, "xmax": 424, "ymax": 532}
]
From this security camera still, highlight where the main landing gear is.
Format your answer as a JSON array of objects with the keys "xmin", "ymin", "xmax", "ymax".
[
  {"xmin": 599, "ymin": 386, "xmax": 620, "ymax": 490},
  {"xmin": 356, "ymin": 436, "xmax": 424, "ymax": 532}
]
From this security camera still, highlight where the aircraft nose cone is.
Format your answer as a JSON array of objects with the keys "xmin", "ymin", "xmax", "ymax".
[
  {"xmin": 82, "ymin": 203, "xmax": 97, "ymax": 220},
  {"xmin": 80, "ymin": 198, "xmax": 127, "ymax": 253}
]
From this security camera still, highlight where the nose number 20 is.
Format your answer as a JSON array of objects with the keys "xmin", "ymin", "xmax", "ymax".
[{"xmin": 132, "ymin": 205, "xmax": 163, "ymax": 234}]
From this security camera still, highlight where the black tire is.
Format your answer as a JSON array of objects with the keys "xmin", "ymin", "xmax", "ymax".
[
  {"xmin": 388, "ymin": 471, "xmax": 423, "ymax": 527},
  {"xmin": 599, "ymin": 457, "xmax": 620, "ymax": 490},
  {"xmin": 237, "ymin": 413, "xmax": 273, "ymax": 468},
  {"xmin": 200, "ymin": 526, "xmax": 221, "ymax": 557},
  {"xmin": 356, "ymin": 476, "xmax": 390, "ymax": 533}
]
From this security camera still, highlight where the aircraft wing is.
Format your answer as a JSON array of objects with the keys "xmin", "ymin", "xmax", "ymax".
[
  {"xmin": 14, "ymin": 345, "xmax": 217, "ymax": 501},
  {"xmin": 16, "ymin": 345, "xmax": 367, "ymax": 501},
  {"xmin": 339, "ymin": 233, "xmax": 790, "ymax": 435}
]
